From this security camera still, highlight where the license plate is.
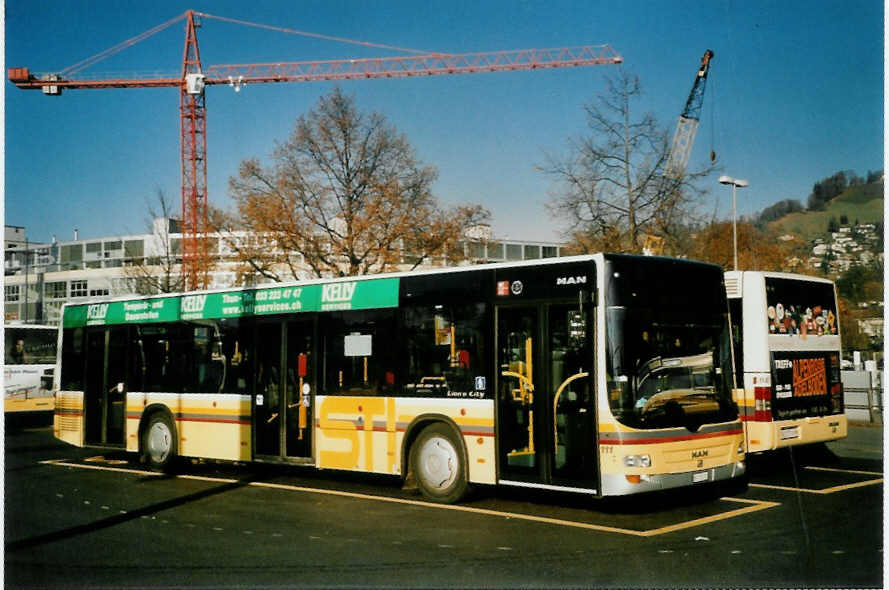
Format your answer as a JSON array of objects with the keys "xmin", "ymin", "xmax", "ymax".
[
  {"xmin": 780, "ymin": 426, "xmax": 800, "ymax": 440},
  {"xmin": 693, "ymin": 471, "xmax": 709, "ymax": 483}
]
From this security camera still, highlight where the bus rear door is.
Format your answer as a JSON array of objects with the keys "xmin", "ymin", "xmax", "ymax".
[{"xmin": 253, "ymin": 319, "xmax": 314, "ymax": 462}]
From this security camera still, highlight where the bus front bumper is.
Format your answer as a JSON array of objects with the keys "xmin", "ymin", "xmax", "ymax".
[
  {"xmin": 745, "ymin": 415, "xmax": 848, "ymax": 453},
  {"xmin": 601, "ymin": 460, "xmax": 746, "ymax": 496}
]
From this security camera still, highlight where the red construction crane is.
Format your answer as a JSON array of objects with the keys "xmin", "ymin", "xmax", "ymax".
[{"xmin": 9, "ymin": 10, "xmax": 623, "ymax": 290}]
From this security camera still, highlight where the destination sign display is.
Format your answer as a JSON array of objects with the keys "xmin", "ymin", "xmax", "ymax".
[{"xmin": 63, "ymin": 278, "xmax": 399, "ymax": 327}]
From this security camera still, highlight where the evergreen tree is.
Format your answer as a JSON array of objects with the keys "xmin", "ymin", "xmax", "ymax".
[{"xmin": 827, "ymin": 216, "xmax": 840, "ymax": 233}]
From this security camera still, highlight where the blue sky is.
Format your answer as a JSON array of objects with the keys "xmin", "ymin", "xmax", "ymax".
[{"xmin": 4, "ymin": 0, "xmax": 884, "ymax": 243}]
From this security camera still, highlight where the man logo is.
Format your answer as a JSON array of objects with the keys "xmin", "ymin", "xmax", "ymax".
[
  {"xmin": 556, "ymin": 276, "xmax": 587, "ymax": 286},
  {"xmin": 510, "ymin": 280, "xmax": 523, "ymax": 295},
  {"xmin": 691, "ymin": 449, "xmax": 709, "ymax": 459}
]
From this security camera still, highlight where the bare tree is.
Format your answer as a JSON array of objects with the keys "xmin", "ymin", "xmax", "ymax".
[
  {"xmin": 542, "ymin": 69, "xmax": 714, "ymax": 254},
  {"xmin": 224, "ymin": 87, "xmax": 489, "ymax": 281},
  {"xmin": 123, "ymin": 189, "xmax": 185, "ymax": 294}
]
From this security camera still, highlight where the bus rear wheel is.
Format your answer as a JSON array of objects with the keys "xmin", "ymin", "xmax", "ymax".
[
  {"xmin": 141, "ymin": 412, "xmax": 177, "ymax": 472},
  {"xmin": 410, "ymin": 423, "xmax": 468, "ymax": 504}
]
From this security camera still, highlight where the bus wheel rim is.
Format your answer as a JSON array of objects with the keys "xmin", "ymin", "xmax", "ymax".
[
  {"xmin": 418, "ymin": 435, "xmax": 458, "ymax": 491},
  {"xmin": 147, "ymin": 421, "xmax": 172, "ymax": 463}
]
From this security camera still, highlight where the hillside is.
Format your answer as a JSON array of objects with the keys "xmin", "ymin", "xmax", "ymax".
[{"xmin": 768, "ymin": 182, "xmax": 883, "ymax": 241}]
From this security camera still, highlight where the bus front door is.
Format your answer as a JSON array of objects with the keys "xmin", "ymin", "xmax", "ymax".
[
  {"xmin": 496, "ymin": 303, "xmax": 597, "ymax": 492},
  {"xmin": 83, "ymin": 326, "xmax": 127, "ymax": 447},
  {"xmin": 253, "ymin": 319, "xmax": 313, "ymax": 462}
]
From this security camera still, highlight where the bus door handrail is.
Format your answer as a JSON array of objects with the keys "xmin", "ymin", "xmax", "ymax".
[{"xmin": 553, "ymin": 372, "xmax": 589, "ymax": 455}]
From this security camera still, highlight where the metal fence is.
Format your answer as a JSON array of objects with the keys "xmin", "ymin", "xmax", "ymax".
[{"xmin": 842, "ymin": 370, "xmax": 884, "ymax": 424}]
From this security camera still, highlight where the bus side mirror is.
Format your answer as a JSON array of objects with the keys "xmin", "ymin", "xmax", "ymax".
[{"xmin": 298, "ymin": 353, "xmax": 307, "ymax": 378}]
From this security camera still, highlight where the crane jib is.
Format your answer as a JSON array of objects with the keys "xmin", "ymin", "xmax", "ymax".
[{"xmin": 8, "ymin": 9, "xmax": 623, "ymax": 291}]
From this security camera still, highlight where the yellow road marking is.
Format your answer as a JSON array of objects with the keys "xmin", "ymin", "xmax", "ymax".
[
  {"xmin": 634, "ymin": 497, "xmax": 780, "ymax": 537},
  {"xmin": 748, "ymin": 465, "xmax": 883, "ymax": 494},
  {"xmin": 41, "ymin": 459, "xmax": 778, "ymax": 536},
  {"xmin": 84, "ymin": 456, "xmax": 130, "ymax": 465},
  {"xmin": 751, "ymin": 478, "xmax": 883, "ymax": 494},
  {"xmin": 805, "ymin": 466, "xmax": 883, "ymax": 477}
]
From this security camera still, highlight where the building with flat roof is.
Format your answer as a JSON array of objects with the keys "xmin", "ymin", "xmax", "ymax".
[{"xmin": 4, "ymin": 220, "xmax": 565, "ymax": 325}]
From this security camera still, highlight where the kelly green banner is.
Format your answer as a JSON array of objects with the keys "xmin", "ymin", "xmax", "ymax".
[{"xmin": 62, "ymin": 278, "xmax": 400, "ymax": 327}]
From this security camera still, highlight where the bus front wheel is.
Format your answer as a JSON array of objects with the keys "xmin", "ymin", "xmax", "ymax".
[
  {"xmin": 410, "ymin": 423, "xmax": 468, "ymax": 504},
  {"xmin": 141, "ymin": 412, "xmax": 177, "ymax": 472}
]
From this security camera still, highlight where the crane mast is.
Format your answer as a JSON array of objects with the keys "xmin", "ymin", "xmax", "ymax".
[
  {"xmin": 180, "ymin": 11, "xmax": 210, "ymax": 291},
  {"xmin": 8, "ymin": 10, "xmax": 623, "ymax": 289},
  {"xmin": 664, "ymin": 49, "xmax": 713, "ymax": 179}
]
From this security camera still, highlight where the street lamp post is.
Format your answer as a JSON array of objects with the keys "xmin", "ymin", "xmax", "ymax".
[{"xmin": 719, "ymin": 175, "xmax": 749, "ymax": 271}]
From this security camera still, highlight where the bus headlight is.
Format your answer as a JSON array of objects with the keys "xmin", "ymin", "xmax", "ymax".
[{"xmin": 623, "ymin": 454, "xmax": 651, "ymax": 468}]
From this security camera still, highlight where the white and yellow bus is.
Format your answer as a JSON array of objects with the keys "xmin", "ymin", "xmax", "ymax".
[
  {"xmin": 725, "ymin": 270, "xmax": 847, "ymax": 453},
  {"xmin": 54, "ymin": 255, "xmax": 745, "ymax": 503},
  {"xmin": 5, "ymin": 324, "xmax": 57, "ymax": 414}
]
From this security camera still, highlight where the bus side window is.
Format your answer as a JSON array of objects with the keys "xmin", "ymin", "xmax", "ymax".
[
  {"xmin": 29, "ymin": 329, "xmax": 57, "ymax": 364},
  {"xmin": 128, "ymin": 324, "xmax": 185, "ymax": 393},
  {"xmin": 728, "ymin": 298, "xmax": 744, "ymax": 379},
  {"xmin": 5, "ymin": 329, "xmax": 57, "ymax": 365},
  {"xmin": 8, "ymin": 338, "xmax": 25, "ymax": 364},
  {"xmin": 128, "ymin": 328, "xmax": 146, "ymax": 392},
  {"xmin": 174, "ymin": 325, "xmax": 192, "ymax": 392},
  {"xmin": 229, "ymin": 327, "xmax": 252, "ymax": 395},
  {"xmin": 61, "ymin": 327, "xmax": 85, "ymax": 391},
  {"xmin": 324, "ymin": 310, "xmax": 397, "ymax": 395},
  {"xmin": 402, "ymin": 303, "xmax": 485, "ymax": 395}
]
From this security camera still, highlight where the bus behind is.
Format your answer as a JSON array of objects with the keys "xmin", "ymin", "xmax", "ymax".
[{"xmin": 725, "ymin": 270, "xmax": 847, "ymax": 453}]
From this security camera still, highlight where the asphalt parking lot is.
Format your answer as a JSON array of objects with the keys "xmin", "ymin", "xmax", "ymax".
[{"xmin": 5, "ymin": 419, "xmax": 884, "ymax": 588}]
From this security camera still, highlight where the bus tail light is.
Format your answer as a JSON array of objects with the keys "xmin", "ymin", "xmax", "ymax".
[
  {"xmin": 754, "ymin": 386, "xmax": 773, "ymax": 422},
  {"xmin": 831, "ymin": 382, "xmax": 844, "ymax": 412}
]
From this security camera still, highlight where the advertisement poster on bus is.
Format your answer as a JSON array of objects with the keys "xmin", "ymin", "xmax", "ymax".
[{"xmin": 771, "ymin": 351, "xmax": 843, "ymax": 419}]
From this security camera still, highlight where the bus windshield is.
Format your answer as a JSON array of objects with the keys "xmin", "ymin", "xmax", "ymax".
[
  {"xmin": 5, "ymin": 326, "xmax": 57, "ymax": 365},
  {"xmin": 605, "ymin": 257, "xmax": 737, "ymax": 431}
]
